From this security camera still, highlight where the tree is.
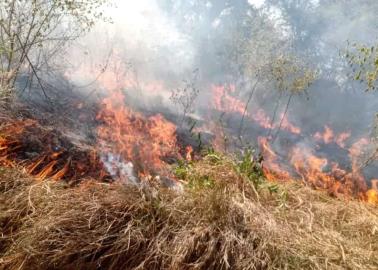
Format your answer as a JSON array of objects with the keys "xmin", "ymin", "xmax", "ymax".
[
  {"xmin": 0, "ymin": 0, "xmax": 109, "ymax": 97},
  {"xmin": 170, "ymin": 70, "xmax": 200, "ymax": 128},
  {"xmin": 269, "ymin": 55, "xmax": 317, "ymax": 139},
  {"xmin": 340, "ymin": 41, "xmax": 378, "ymax": 174},
  {"xmin": 345, "ymin": 42, "xmax": 378, "ymax": 91},
  {"xmin": 158, "ymin": 0, "xmax": 317, "ymax": 146}
]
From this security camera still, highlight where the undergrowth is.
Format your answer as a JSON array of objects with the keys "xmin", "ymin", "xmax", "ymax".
[{"xmin": 0, "ymin": 152, "xmax": 377, "ymax": 270}]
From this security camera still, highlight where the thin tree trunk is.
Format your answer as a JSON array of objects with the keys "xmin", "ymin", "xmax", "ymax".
[
  {"xmin": 238, "ymin": 75, "xmax": 260, "ymax": 139},
  {"xmin": 267, "ymin": 90, "xmax": 283, "ymax": 138},
  {"xmin": 272, "ymin": 93, "xmax": 293, "ymax": 142}
]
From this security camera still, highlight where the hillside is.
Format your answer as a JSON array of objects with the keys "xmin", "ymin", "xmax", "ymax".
[{"xmin": 1, "ymin": 1, "xmax": 378, "ymax": 269}]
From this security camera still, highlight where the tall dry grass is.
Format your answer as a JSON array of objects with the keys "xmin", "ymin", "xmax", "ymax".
[{"xmin": 0, "ymin": 155, "xmax": 377, "ymax": 270}]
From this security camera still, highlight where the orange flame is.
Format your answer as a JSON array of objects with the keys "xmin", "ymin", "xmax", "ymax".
[
  {"xmin": 314, "ymin": 125, "xmax": 351, "ymax": 148},
  {"xmin": 259, "ymin": 137, "xmax": 291, "ymax": 181},
  {"xmin": 211, "ymin": 84, "xmax": 301, "ymax": 134},
  {"xmin": 212, "ymin": 84, "xmax": 245, "ymax": 116},
  {"xmin": 210, "ymin": 84, "xmax": 377, "ymax": 203},
  {"xmin": 366, "ymin": 180, "xmax": 378, "ymax": 204},
  {"xmin": 0, "ymin": 119, "xmax": 106, "ymax": 181},
  {"xmin": 259, "ymin": 133, "xmax": 377, "ymax": 203},
  {"xmin": 280, "ymin": 114, "xmax": 301, "ymax": 134},
  {"xmin": 96, "ymin": 89, "xmax": 180, "ymax": 179},
  {"xmin": 185, "ymin": 146, "xmax": 193, "ymax": 161}
]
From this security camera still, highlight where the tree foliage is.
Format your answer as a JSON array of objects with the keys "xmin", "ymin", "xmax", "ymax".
[
  {"xmin": 0, "ymin": 0, "xmax": 109, "ymax": 94},
  {"xmin": 270, "ymin": 55, "xmax": 317, "ymax": 95},
  {"xmin": 345, "ymin": 42, "xmax": 378, "ymax": 91}
]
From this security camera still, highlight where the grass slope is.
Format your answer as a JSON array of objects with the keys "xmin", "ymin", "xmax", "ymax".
[{"xmin": 0, "ymin": 154, "xmax": 377, "ymax": 270}]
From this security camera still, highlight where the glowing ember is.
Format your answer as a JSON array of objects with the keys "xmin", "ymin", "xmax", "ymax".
[{"xmin": 366, "ymin": 180, "xmax": 378, "ymax": 204}]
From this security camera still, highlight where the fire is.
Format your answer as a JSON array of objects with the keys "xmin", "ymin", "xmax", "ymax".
[
  {"xmin": 0, "ymin": 119, "xmax": 36, "ymax": 167},
  {"xmin": 314, "ymin": 125, "xmax": 334, "ymax": 144},
  {"xmin": 314, "ymin": 125, "xmax": 351, "ymax": 148},
  {"xmin": 290, "ymin": 146, "xmax": 337, "ymax": 191},
  {"xmin": 280, "ymin": 114, "xmax": 301, "ymax": 134},
  {"xmin": 367, "ymin": 180, "xmax": 378, "ymax": 204},
  {"xmin": 211, "ymin": 84, "xmax": 301, "ymax": 134},
  {"xmin": 212, "ymin": 84, "xmax": 245, "ymax": 116},
  {"xmin": 259, "ymin": 133, "xmax": 377, "ymax": 203},
  {"xmin": 185, "ymin": 146, "xmax": 193, "ymax": 161},
  {"xmin": 0, "ymin": 85, "xmax": 187, "ymax": 185},
  {"xmin": 259, "ymin": 137, "xmax": 291, "ymax": 181},
  {"xmin": 96, "ymin": 89, "xmax": 181, "ymax": 180},
  {"xmin": 253, "ymin": 109, "xmax": 274, "ymax": 130},
  {"xmin": 212, "ymin": 84, "xmax": 273, "ymax": 129},
  {"xmin": 336, "ymin": 132, "xmax": 351, "ymax": 148},
  {"xmin": 0, "ymin": 118, "xmax": 107, "ymax": 181},
  {"xmin": 210, "ymin": 83, "xmax": 376, "ymax": 203},
  {"xmin": 0, "ymin": 80, "xmax": 375, "ymax": 203}
]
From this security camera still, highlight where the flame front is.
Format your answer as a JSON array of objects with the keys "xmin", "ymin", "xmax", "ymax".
[
  {"xmin": 260, "ymin": 134, "xmax": 378, "ymax": 203},
  {"xmin": 0, "ymin": 78, "xmax": 377, "ymax": 204},
  {"xmin": 211, "ymin": 83, "xmax": 378, "ymax": 204}
]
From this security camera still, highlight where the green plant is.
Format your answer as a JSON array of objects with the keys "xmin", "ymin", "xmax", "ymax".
[
  {"xmin": 201, "ymin": 148, "xmax": 221, "ymax": 164},
  {"xmin": 277, "ymin": 188, "xmax": 289, "ymax": 208},
  {"xmin": 236, "ymin": 148, "xmax": 265, "ymax": 188},
  {"xmin": 173, "ymin": 159, "xmax": 191, "ymax": 180},
  {"xmin": 188, "ymin": 174, "xmax": 215, "ymax": 190}
]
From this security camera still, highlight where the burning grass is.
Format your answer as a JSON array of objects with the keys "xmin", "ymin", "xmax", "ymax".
[
  {"xmin": 1, "ymin": 154, "xmax": 377, "ymax": 270},
  {"xmin": 0, "ymin": 117, "xmax": 108, "ymax": 182}
]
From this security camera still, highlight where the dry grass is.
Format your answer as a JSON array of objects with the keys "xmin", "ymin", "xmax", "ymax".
[{"xmin": 0, "ymin": 156, "xmax": 377, "ymax": 270}]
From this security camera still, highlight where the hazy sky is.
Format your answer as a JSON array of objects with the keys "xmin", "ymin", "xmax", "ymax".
[
  {"xmin": 101, "ymin": 0, "xmax": 270, "ymax": 64},
  {"xmin": 248, "ymin": 0, "xmax": 265, "ymax": 8},
  {"xmin": 107, "ymin": 0, "xmax": 267, "ymax": 31},
  {"xmin": 105, "ymin": 0, "xmax": 181, "ymax": 44}
]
